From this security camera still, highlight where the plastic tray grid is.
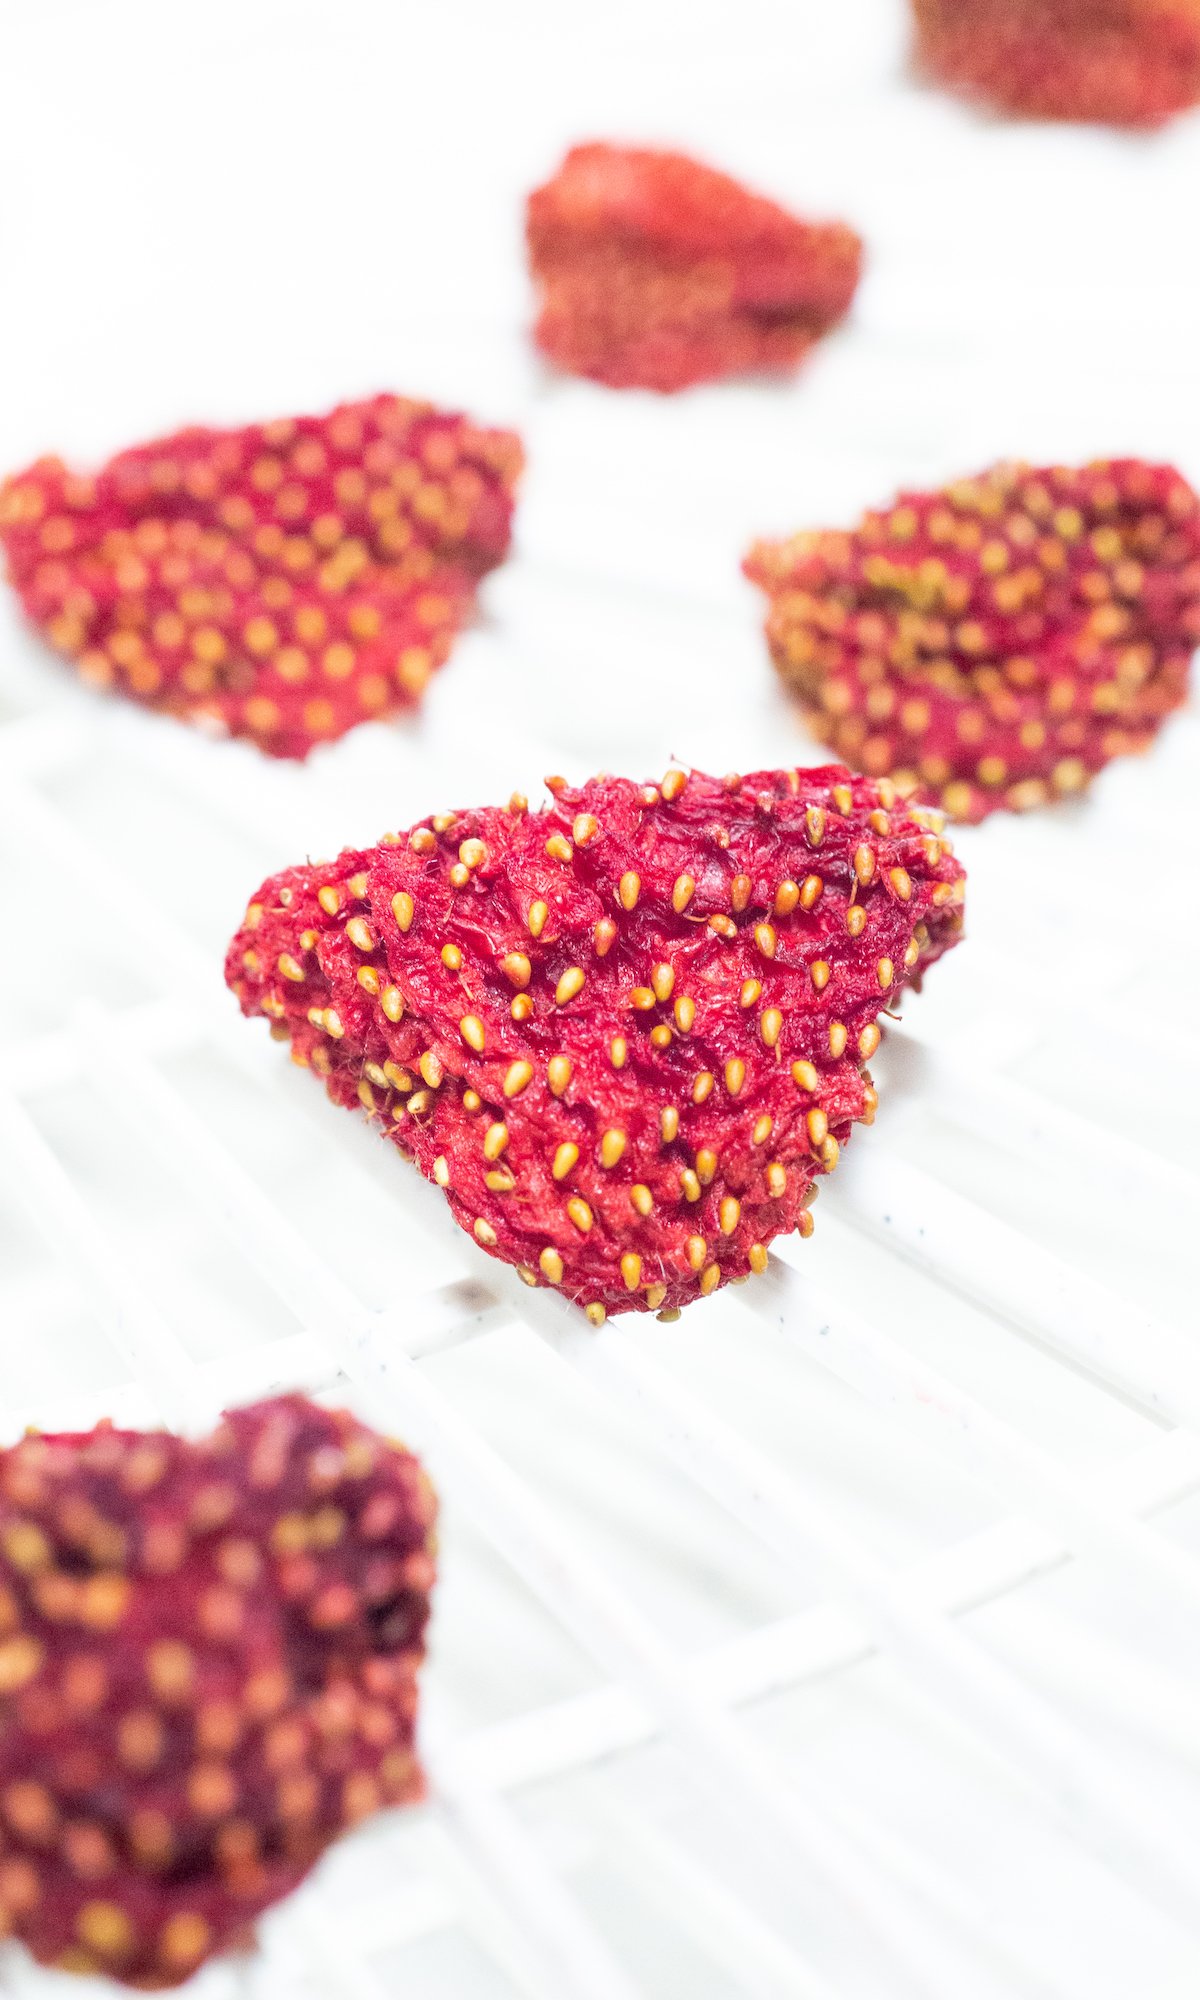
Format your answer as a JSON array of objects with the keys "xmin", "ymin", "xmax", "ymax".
[{"xmin": 1, "ymin": 672, "xmax": 1198, "ymax": 1999}]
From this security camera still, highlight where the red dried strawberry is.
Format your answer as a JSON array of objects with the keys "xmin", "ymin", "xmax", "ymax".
[
  {"xmin": 0, "ymin": 1397, "xmax": 435, "ymax": 1987},
  {"xmin": 912, "ymin": 0, "xmax": 1200, "ymax": 125},
  {"xmin": 0, "ymin": 396, "xmax": 523, "ymax": 758},
  {"xmin": 226, "ymin": 767, "xmax": 964, "ymax": 1321},
  {"xmin": 746, "ymin": 459, "xmax": 1200, "ymax": 823},
  {"xmin": 526, "ymin": 144, "xmax": 862, "ymax": 392}
]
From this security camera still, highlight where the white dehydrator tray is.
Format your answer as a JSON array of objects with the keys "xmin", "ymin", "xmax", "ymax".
[{"xmin": 2, "ymin": 3, "xmax": 1199, "ymax": 1995}]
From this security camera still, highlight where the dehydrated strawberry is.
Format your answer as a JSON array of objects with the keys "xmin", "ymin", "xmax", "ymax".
[
  {"xmin": 0, "ymin": 395, "xmax": 523, "ymax": 758},
  {"xmin": 912, "ymin": 0, "xmax": 1200, "ymax": 126},
  {"xmin": 0, "ymin": 1396, "xmax": 436, "ymax": 1987},
  {"xmin": 526, "ymin": 143, "xmax": 862, "ymax": 392},
  {"xmin": 226, "ymin": 767, "xmax": 964, "ymax": 1321},
  {"xmin": 746, "ymin": 459, "xmax": 1200, "ymax": 822}
]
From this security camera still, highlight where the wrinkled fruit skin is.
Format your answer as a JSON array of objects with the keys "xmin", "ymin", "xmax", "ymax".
[
  {"xmin": 226, "ymin": 767, "xmax": 965, "ymax": 1320},
  {"xmin": 0, "ymin": 395, "xmax": 523, "ymax": 758},
  {"xmin": 746, "ymin": 460, "xmax": 1200, "ymax": 823},
  {"xmin": 0, "ymin": 1397, "xmax": 436, "ymax": 1987},
  {"xmin": 912, "ymin": 0, "xmax": 1200, "ymax": 125},
  {"xmin": 526, "ymin": 143, "xmax": 862, "ymax": 392}
]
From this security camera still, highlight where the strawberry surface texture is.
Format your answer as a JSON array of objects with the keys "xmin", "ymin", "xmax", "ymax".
[
  {"xmin": 227, "ymin": 767, "xmax": 966, "ymax": 1320},
  {"xmin": 0, "ymin": 395, "xmax": 522, "ymax": 757},
  {"xmin": 526, "ymin": 143, "xmax": 862, "ymax": 391},
  {"xmin": 912, "ymin": 0, "xmax": 1200, "ymax": 125},
  {"xmin": 746, "ymin": 459, "xmax": 1200, "ymax": 822},
  {"xmin": 0, "ymin": 1397, "xmax": 436, "ymax": 1986}
]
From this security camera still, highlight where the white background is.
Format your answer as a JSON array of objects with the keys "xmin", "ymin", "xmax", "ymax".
[{"xmin": 1, "ymin": 4, "xmax": 1199, "ymax": 1997}]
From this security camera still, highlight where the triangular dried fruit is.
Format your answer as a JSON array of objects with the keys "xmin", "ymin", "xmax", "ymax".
[
  {"xmin": 226, "ymin": 767, "xmax": 965, "ymax": 1321},
  {"xmin": 746, "ymin": 459, "xmax": 1200, "ymax": 822},
  {"xmin": 0, "ymin": 395, "xmax": 523, "ymax": 758},
  {"xmin": 0, "ymin": 1397, "xmax": 435, "ymax": 1986},
  {"xmin": 526, "ymin": 143, "xmax": 862, "ymax": 392},
  {"xmin": 912, "ymin": 0, "xmax": 1200, "ymax": 126}
]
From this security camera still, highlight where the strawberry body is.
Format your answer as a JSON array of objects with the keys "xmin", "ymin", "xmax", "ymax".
[
  {"xmin": 0, "ymin": 1397, "xmax": 435, "ymax": 1986},
  {"xmin": 226, "ymin": 767, "xmax": 965, "ymax": 1320},
  {"xmin": 0, "ymin": 396, "xmax": 522, "ymax": 758},
  {"xmin": 912, "ymin": 0, "xmax": 1200, "ymax": 125},
  {"xmin": 746, "ymin": 459, "xmax": 1200, "ymax": 822},
  {"xmin": 526, "ymin": 144, "xmax": 862, "ymax": 392}
]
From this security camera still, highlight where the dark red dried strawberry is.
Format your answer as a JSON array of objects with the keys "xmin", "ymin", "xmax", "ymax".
[
  {"xmin": 912, "ymin": 0, "xmax": 1200, "ymax": 126},
  {"xmin": 226, "ymin": 767, "xmax": 965, "ymax": 1321},
  {"xmin": 746, "ymin": 459, "xmax": 1200, "ymax": 822},
  {"xmin": 0, "ymin": 1397, "xmax": 435, "ymax": 1987},
  {"xmin": 526, "ymin": 143, "xmax": 862, "ymax": 392},
  {"xmin": 0, "ymin": 396, "xmax": 523, "ymax": 758}
]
